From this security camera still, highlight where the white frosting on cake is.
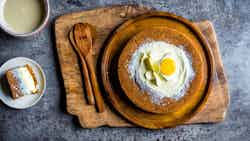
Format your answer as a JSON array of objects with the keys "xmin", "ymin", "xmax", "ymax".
[
  {"xmin": 10, "ymin": 66, "xmax": 37, "ymax": 95},
  {"xmin": 128, "ymin": 41, "xmax": 195, "ymax": 104}
]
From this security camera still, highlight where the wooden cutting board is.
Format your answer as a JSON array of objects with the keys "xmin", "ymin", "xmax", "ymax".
[{"xmin": 54, "ymin": 5, "xmax": 229, "ymax": 128}]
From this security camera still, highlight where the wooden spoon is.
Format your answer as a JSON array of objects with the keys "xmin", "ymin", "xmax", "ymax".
[
  {"xmin": 73, "ymin": 23, "xmax": 105, "ymax": 113},
  {"xmin": 68, "ymin": 28, "xmax": 95, "ymax": 105}
]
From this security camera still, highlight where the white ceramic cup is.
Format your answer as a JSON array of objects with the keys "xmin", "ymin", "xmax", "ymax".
[{"xmin": 0, "ymin": 0, "xmax": 50, "ymax": 37}]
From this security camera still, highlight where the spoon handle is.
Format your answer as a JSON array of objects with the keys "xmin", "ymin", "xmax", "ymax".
[
  {"xmin": 85, "ymin": 54, "xmax": 105, "ymax": 113},
  {"xmin": 80, "ymin": 56, "xmax": 95, "ymax": 105}
]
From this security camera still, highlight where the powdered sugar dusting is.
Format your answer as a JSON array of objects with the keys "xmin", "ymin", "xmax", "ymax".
[{"xmin": 128, "ymin": 41, "xmax": 195, "ymax": 105}]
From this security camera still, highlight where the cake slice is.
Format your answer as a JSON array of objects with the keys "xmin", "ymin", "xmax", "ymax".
[{"xmin": 6, "ymin": 64, "xmax": 39, "ymax": 99}]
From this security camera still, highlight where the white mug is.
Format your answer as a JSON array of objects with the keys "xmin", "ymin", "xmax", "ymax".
[{"xmin": 0, "ymin": 0, "xmax": 50, "ymax": 37}]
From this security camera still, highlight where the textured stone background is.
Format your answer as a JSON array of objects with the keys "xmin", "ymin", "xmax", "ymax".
[{"xmin": 0, "ymin": 0, "xmax": 249, "ymax": 141}]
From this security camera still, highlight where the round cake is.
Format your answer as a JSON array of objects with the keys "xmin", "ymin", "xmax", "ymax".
[{"xmin": 118, "ymin": 27, "xmax": 208, "ymax": 114}]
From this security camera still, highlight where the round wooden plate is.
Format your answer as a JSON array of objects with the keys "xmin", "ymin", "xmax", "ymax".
[
  {"xmin": 101, "ymin": 12, "xmax": 215, "ymax": 129},
  {"xmin": 118, "ymin": 27, "xmax": 208, "ymax": 114}
]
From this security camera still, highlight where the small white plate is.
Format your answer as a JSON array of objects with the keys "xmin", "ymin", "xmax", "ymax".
[{"xmin": 0, "ymin": 57, "xmax": 46, "ymax": 109}]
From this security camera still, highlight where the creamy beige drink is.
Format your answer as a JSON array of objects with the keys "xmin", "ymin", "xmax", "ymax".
[{"xmin": 4, "ymin": 0, "xmax": 44, "ymax": 33}]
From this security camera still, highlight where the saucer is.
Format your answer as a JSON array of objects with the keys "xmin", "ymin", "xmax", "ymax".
[{"xmin": 0, "ymin": 57, "xmax": 46, "ymax": 109}]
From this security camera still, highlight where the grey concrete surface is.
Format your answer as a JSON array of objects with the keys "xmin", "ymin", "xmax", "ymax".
[{"xmin": 0, "ymin": 0, "xmax": 249, "ymax": 141}]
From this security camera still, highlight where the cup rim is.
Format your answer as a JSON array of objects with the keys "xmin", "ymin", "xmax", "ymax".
[{"xmin": 0, "ymin": 0, "xmax": 50, "ymax": 37}]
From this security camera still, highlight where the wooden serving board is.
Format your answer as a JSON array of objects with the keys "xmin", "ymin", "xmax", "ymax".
[{"xmin": 55, "ymin": 5, "xmax": 229, "ymax": 128}]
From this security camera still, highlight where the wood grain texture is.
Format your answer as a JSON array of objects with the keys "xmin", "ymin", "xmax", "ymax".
[{"xmin": 54, "ymin": 5, "xmax": 229, "ymax": 128}]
